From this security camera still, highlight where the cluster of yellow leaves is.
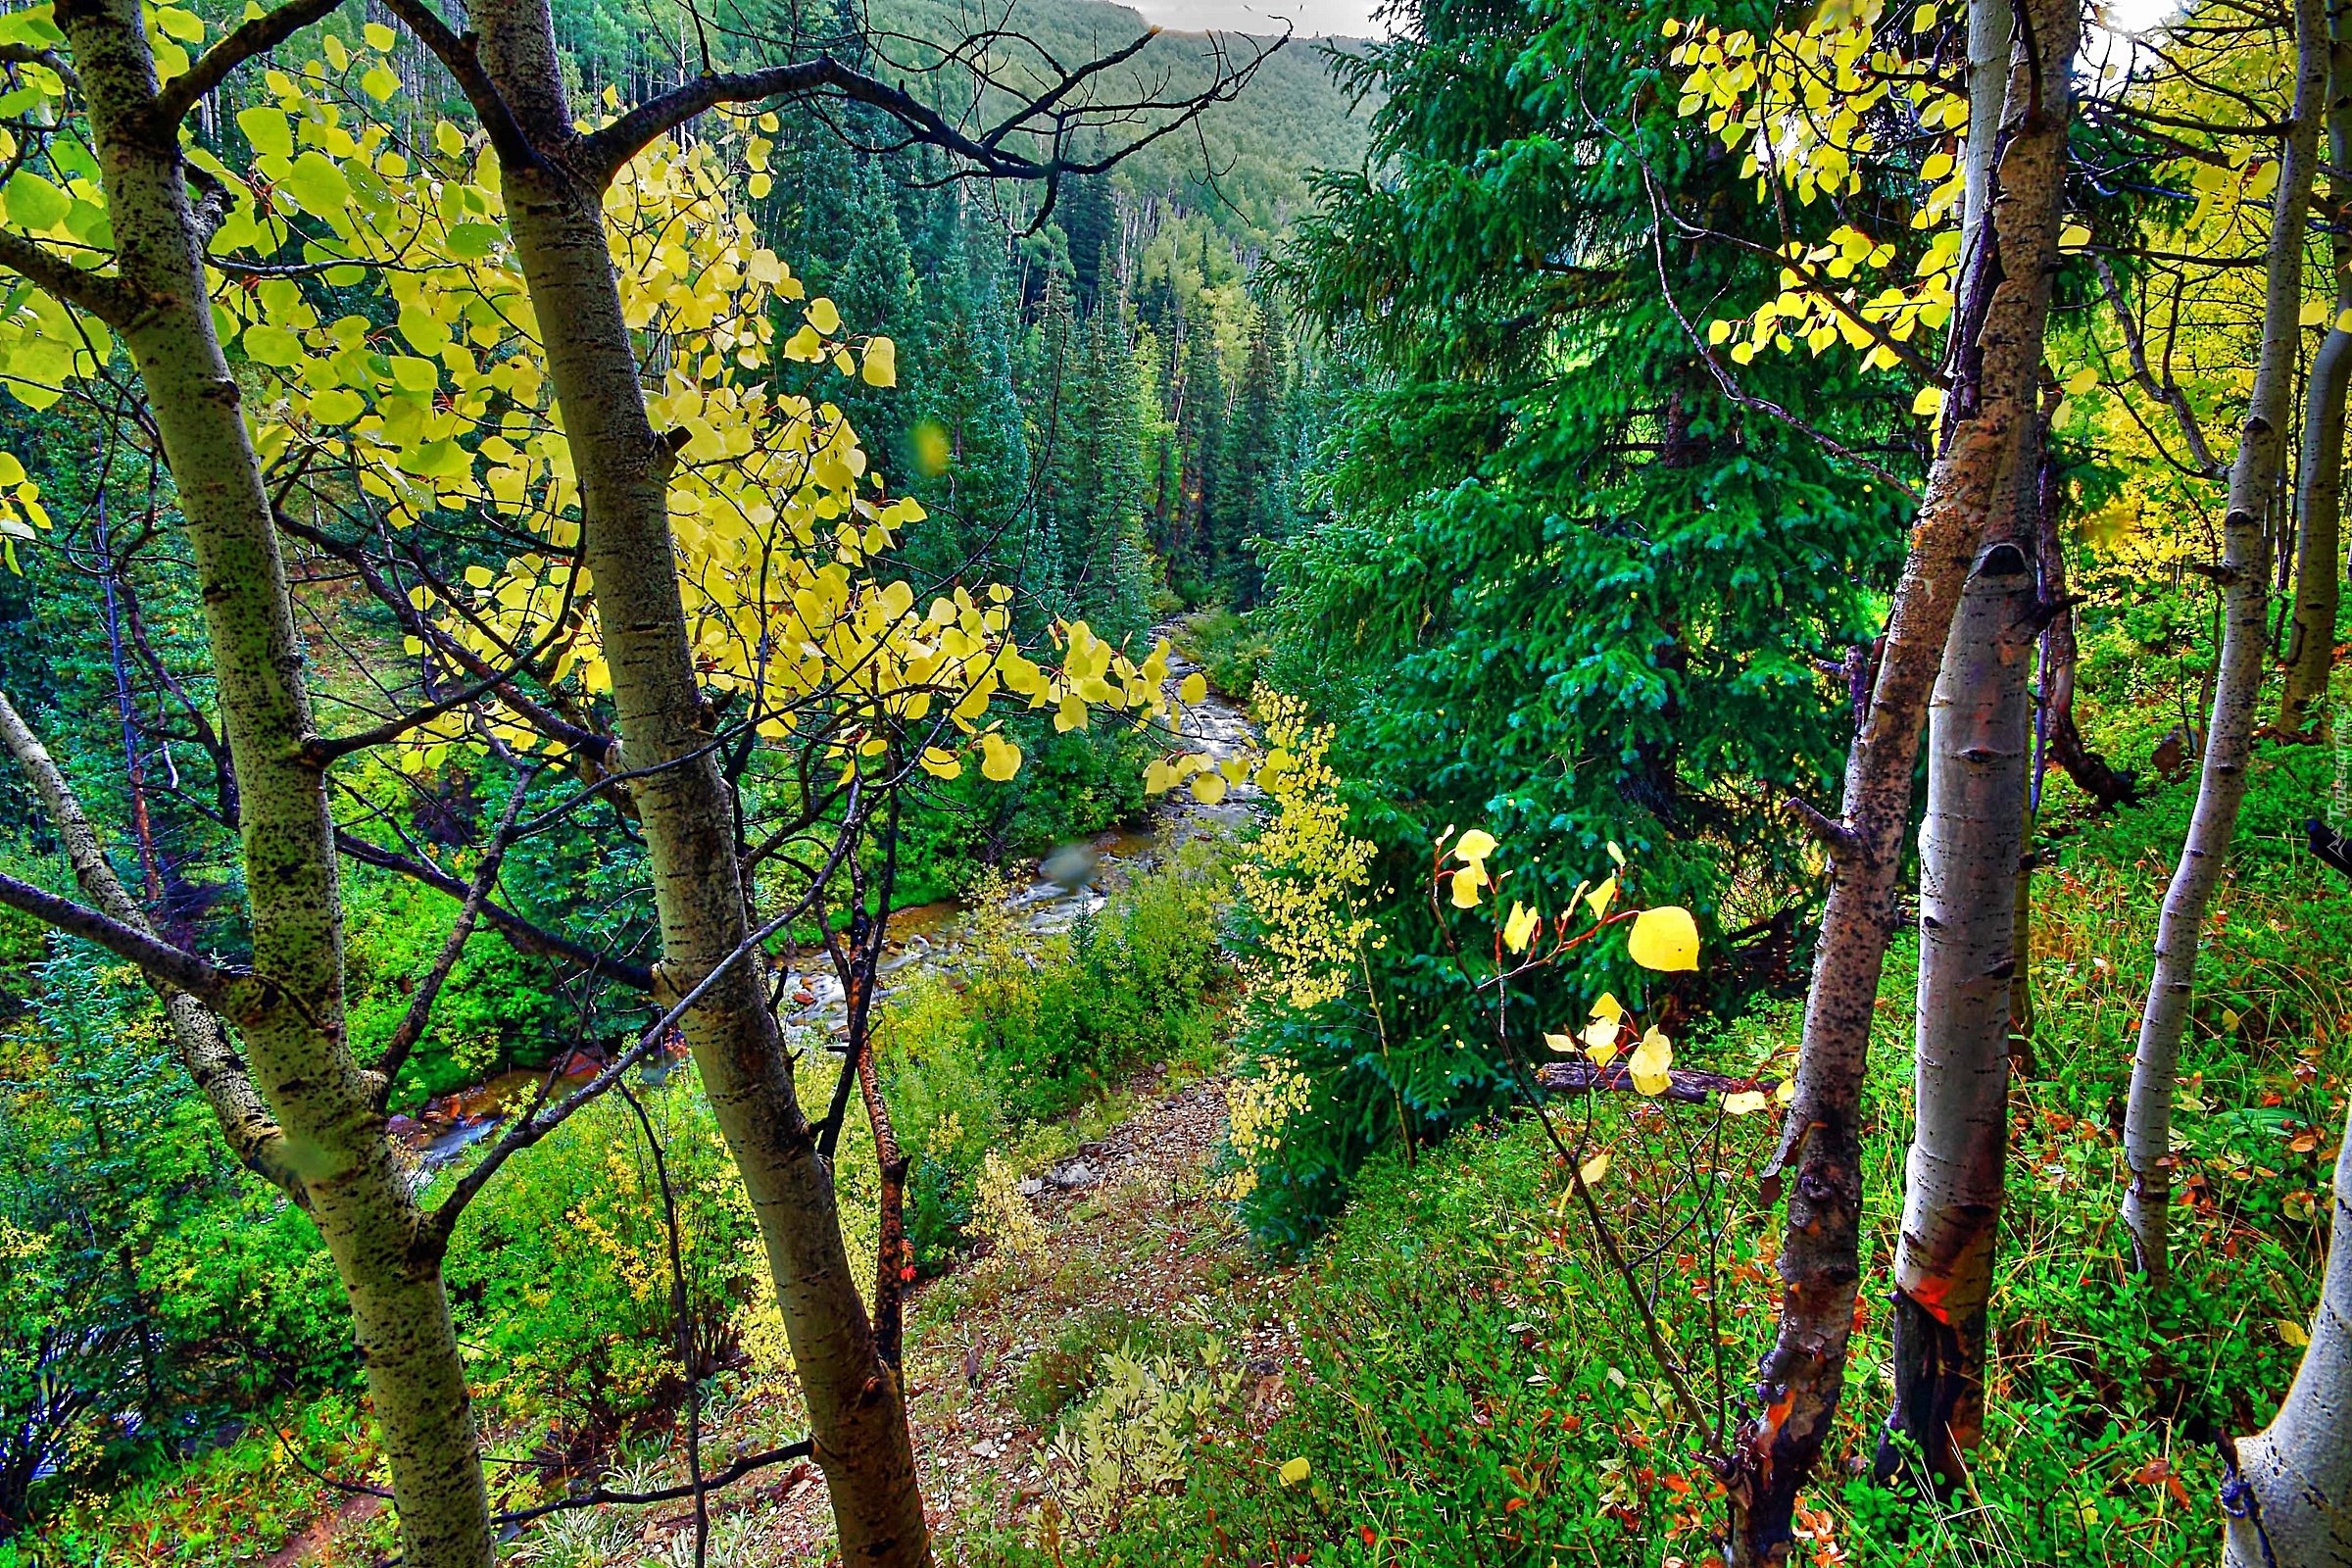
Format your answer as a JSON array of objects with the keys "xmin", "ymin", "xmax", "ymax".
[
  {"xmin": 0, "ymin": 454, "xmax": 50, "ymax": 571},
  {"xmin": 1444, "ymin": 826, "xmax": 1712, "ymax": 1102},
  {"xmin": 0, "ymin": 8, "xmax": 1219, "ymax": 784},
  {"xmin": 1665, "ymin": 3, "xmax": 1962, "ymax": 382},
  {"xmin": 973, "ymin": 1148, "xmax": 1048, "ymax": 1264},
  {"xmin": 1231, "ymin": 689, "xmax": 1379, "ymax": 1011},
  {"xmin": 1220, "ymin": 1056, "xmax": 1312, "ymax": 1200},
  {"xmin": 1665, "ymin": 5, "xmax": 2107, "ymax": 413}
]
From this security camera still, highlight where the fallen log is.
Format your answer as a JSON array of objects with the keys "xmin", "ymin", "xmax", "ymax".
[{"xmin": 1534, "ymin": 1059, "xmax": 1779, "ymax": 1105}]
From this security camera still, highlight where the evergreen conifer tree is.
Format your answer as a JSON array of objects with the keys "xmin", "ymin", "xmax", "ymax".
[{"xmin": 1246, "ymin": 0, "xmax": 1913, "ymax": 1239}]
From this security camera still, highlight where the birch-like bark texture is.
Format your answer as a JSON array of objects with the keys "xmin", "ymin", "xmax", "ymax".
[
  {"xmin": 0, "ymin": 690, "xmax": 301, "ymax": 1198},
  {"xmin": 35, "ymin": 3, "xmax": 497, "ymax": 1564},
  {"xmin": 460, "ymin": 0, "xmax": 930, "ymax": 1556},
  {"xmin": 2223, "ymin": 1099, "xmax": 2352, "ymax": 1566},
  {"xmin": 2122, "ymin": 0, "xmax": 2328, "ymax": 1284},
  {"xmin": 2278, "ymin": 0, "xmax": 2352, "ymax": 735},
  {"xmin": 1724, "ymin": 0, "xmax": 2078, "ymax": 1554},
  {"xmin": 1878, "ymin": 537, "xmax": 2034, "ymax": 1491}
]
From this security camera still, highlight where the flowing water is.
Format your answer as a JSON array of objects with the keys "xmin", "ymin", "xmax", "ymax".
[{"xmin": 397, "ymin": 644, "xmax": 1257, "ymax": 1169}]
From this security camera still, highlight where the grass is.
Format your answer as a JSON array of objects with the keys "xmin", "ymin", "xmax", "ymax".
[{"xmin": 955, "ymin": 740, "xmax": 2350, "ymax": 1566}]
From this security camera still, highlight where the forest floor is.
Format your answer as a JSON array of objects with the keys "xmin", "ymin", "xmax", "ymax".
[{"xmin": 275, "ymin": 1059, "xmax": 1294, "ymax": 1567}]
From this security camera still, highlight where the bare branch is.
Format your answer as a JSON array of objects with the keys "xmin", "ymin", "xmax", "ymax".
[
  {"xmin": 575, "ymin": 34, "xmax": 1281, "ymax": 193},
  {"xmin": 0, "ymin": 868, "xmax": 238, "ymax": 1004},
  {"xmin": 0, "ymin": 41, "xmax": 78, "ymax": 88},
  {"xmin": 491, "ymin": 1442, "xmax": 813, "ymax": 1528},
  {"xmin": 0, "ymin": 227, "xmax": 134, "ymax": 324},
  {"xmin": 0, "ymin": 687, "xmax": 303, "ymax": 1198},
  {"xmin": 2092, "ymin": 253, "xmax": 2229, "ymax": 479},
  {"xmin": 1536, "ymin": 1058, "xmax": 1781, "ymax": 1105},
  {"xmin": 371, "ymin": 770, "xmax": 538, "ymax": 1104},
  {"xmin": 333, "ymin": 830, "xmax": 655, "ymax": 990}
]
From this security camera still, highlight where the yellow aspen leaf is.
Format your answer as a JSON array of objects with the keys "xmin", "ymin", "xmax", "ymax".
[
  {"xmin": 807, "ymin": 297, "xmax": 842, "ymax": 334},
  {"xmin": 1544, "ymin": 1031, "xmax": 1577, "ymax": 1054},
  {"xmin": 918, "ymin": 747, "xmax": 961, "ymax": 780},
  {"xmin": 1606, "ymin": 840, "xmax": 1626, "ymax": 866},
  {"xmin": 1179, "ymin": 671, "xmax": 1208, "ymax": 704},
  {"xmin": 1911, "ymin": 384, "xmax": 1944, "ymax": 417},
  {"xmin": 362, "ymin": 64, "xmax": 399, "ymax": 100},
  {"xmin": 1627, "ymin": 906, "xmax": 1700, "ymax": 971},
  {"xmin": 2061, "ymin": 367, "xmax": 2098, "ymax": 396},
  {"xmin": 1579, "ymin": 1151, "xmax": 1610, "ymax": 1187},
  {"xmin": 2058, "ymin": 222, "xmax": 2092, "ymax": 254},
  {"xmin": 1723, "ymin": 1090, "xmax": 1770, "ymax": 1115},
  {"xmin": 1191, "ymin": 771, "xmax": 1229, "ymax": 805},
  {"xmin": 1776, "ymin": 1078, "xmax": 1796, "ymax": 1104},
  {"xmin": 1629, "ymin": 1028, "xmax": 1674, "ymax": 1096},
  {"xmin": 1590, "ymin": 992, "xmax": 1625, "ymax": 1022},
  {"xmin": 981, "ymin": 733, "xmax": 1022, "ymax": 781},
  {"xmin": 1582, "ymin": 1016, "xmax": 1620, "ymax": 1064},
  {"xmin": 1503, "ymin": 901, "xmax": 1540, "ymax": 953},
  {"xmin": 1279, "ymin": 1457, "xmax": 1310, "ymax": 1487},
  {"xmin": 1449, "ymin": 864, "xmax": 1485, "ymax": 908},
  {"xmin": 2306, "ymin": 299, "xmax": 2330, "ymax": 327},
  {"xmin": 860, "ymin": 336, "xmax": 896, "ymax": 387},
  {"xmin": 2279, "ymin": 1319, "xmax": 2311, "ymax": 1348},
  {"xmin": 1584, "ymin": 875, "xmax": 1617, "ymax": 920},
  {"xmin": 364, "ymin": 20, "xmax": 397, "ymax": 48},
  {"xmin": 748, "ymin": 172, "xmax": 773, "ymax": 200}
]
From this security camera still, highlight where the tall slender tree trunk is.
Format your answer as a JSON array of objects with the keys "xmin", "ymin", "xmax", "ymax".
[
  {"xmin": 1723, "ymin": 0, "xmax": 2078, "ymax": 1556},
  {"xmin": 2223, "ymin": 1096, "xmax": 2352, "ymax": 1566},
  {"xmin": 39, "ymin": 4, "xmax": 496, "ymax": 1564},
  {"xmin": 465, "ymin": 1, "xmax": 931, "ymax": 1558},
  {"xmin": 2122, "ymin": 0, "xmax": 2328, "ymax": 1284},
  {"xmin": 1877, "ymin": 534, "xmax": 2034, "ymax": 1491},
  {"xmin": 2279, "ymin": 0, "xmax": 2352, "ymax": 735}
]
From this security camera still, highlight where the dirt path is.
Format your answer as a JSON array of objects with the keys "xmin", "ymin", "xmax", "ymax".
[
  {"xmin": 274, "ymin": 1067, "xmax": 1293, "ymax": 1568},
  {"xmin": 666, "ymin": 1067, "xmax": 1296, "ymax": 1563}
]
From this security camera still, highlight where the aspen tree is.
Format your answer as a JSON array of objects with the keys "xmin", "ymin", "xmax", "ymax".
[{"xmin": 2122, "ymin": 0, "xmax": 2328, "ymax": 1284}]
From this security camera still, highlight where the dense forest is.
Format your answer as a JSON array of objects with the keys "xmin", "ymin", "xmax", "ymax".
[{"xmin": 2, "ymin": 0, "xmax": 2350, "ymax": 1560}]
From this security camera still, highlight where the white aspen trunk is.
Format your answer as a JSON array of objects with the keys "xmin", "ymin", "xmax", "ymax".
[
  {"xmin": 2223, "ymin": 1100, "xmax": 2352, "ymax": 1566},
  {"xmin": 2122, "ymin": 0, "xmax": 2328, "ymax": 1284},
  {"xmin": 461, "ymin": 0, "xmax": 932, "ymax": 1557},
  {"xmin": 2279, "ymin": 0, "xmax": 2352, "ymax": 735},
  {"xmin": 1880, "ymin": 536, "xmax": 2035, "ymax": 1489},
  {"xmin": 37, "ymin": 0, "xmax": 496, "ymax": 1560},
  {"xmin": 1726, "ymin": 0, "xmax": 2078, "ymax": 1554}
]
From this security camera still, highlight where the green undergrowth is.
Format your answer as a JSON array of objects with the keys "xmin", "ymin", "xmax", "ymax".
[
  {"xmin": 1177, "ymin": 607, "xmax": 1274, "ymax": 701},
  {"xmin": 7, "ymin": 846, "xmax": 1238, "ymax": 1560},
  {"xmin": 961, "ymin": 744, "xmax": 2348, "ymax": 1567}
]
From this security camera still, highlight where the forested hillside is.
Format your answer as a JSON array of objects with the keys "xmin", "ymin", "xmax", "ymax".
[{"xmin": 3, "ymin": 0, "xmax": 2351, "ymax": 1560}]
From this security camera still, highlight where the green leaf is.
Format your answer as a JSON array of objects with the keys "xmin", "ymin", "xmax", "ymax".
[
  {"xmin": 236, "ymin": 107, "xmax": 293, "ymax": 160},
  {"xmin": 4, "ymin": 172, "xmax": 70, "ymax": 231},
  {"xmin": 445, "ymin": 221, "xmax": 499, "ymax": 260},
  {"xmin": 242, "ymin": 323, "xmax": 304, "ymax": 367},
  {"xmin": 282, "ymin": 152, "xmax": 350, "ymax": 220}
]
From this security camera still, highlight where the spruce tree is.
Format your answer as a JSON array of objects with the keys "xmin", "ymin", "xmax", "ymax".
[
  {"xmin": 1209, "ymin": 304, "xmax": 1290, "ymax": 608},
  {"xmin": 1246, "ymin": 0, "xmax": 1913, "ymax": 1239}
]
